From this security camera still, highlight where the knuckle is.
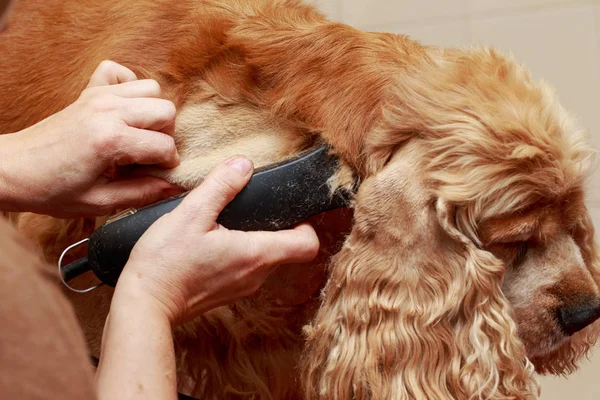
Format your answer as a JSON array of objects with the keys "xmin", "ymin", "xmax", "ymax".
[
  {"xmin": 91, "ymin": 123, "xmax": 124, "ymax": 154},
  {"xmin": 79, "ymin": 86, "xmax": 95, "ymax": 100},
  {"xmin": 79, "ymin": 84, "xmax": 103, "ymax": 101},
  {"xmin": 210, "ymin": 174, "xmax": 238, "ymax": 195},
  {"xmin": 164, "ymin": 136, "xmax": 177, "ymax": 154},
  {"xmin": 157, "ymin": 132, "xmax": 176, "ymax": 149},
  {"xmin": 148, "ymin": 134, "xmax": 177, "ymax": 163},
  {"xmin": 97, "ymin": 60, "xmax": 117, "ymax": 74},
  {"xmin": 98, "ymin": 59, "xmax": 118, "ymax": 70},
  {"xmin": 161, "ymin": 137, "xmax": 178, "ymax": 160},
  {"xmin": 91, "ymin": 60, "xmax": 120, "ymax": 81},
  {"xmin": 84, "ymin": 93, "xmax": 121, "ymax": 114},
  {"xmin": 159, "ymin": 99, "xmax": 177, "ymax": 120},
  {"xmin": 145, "ymin": 79, "xmax": 162, "ymax": 96}
]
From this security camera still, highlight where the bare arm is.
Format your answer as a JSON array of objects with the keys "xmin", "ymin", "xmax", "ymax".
[
  {"xmin": 94, "ymin": 156, "xmax": 320, "ymax": 399},
  {"xmin": 96, "ymin": 283, "xmax": 177, "ymax": 400}
]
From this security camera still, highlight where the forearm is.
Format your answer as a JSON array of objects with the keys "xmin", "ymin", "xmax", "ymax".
[
  {"xmin": 95, "ymin": 274, "xmax": 177, "ymax": 400},
  {"xmin": 0, "ymin": 131, "xmax": 26, "ymax": 212}
]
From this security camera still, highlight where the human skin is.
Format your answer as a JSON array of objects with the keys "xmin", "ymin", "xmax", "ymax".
[{"xmin": 0, "ymin": 58, "xmax": 320, "ymax": 399}]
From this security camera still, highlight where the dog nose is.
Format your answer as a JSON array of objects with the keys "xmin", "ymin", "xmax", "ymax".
[{"xmin": 558, "ymin": 302, "xmax": 600, "ymax": 336}]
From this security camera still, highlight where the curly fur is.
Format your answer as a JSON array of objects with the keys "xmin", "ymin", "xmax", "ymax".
[
  {"xmin": 1, "ymin": 0, "xmax": 599, "ymax": 399},
  {"xmin": 302, "ymin": 146, "xmax": 537, "ymax": 399}
]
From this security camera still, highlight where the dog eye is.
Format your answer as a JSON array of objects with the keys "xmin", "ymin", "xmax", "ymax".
[{"xmin": 513, "ymin": 242, "xmax": 529, "ymax": 265}]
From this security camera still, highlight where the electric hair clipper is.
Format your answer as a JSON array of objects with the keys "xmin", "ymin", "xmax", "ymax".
[{"xmin": 58, "ymin": 145, "xmax": 354, "ymax": 291}]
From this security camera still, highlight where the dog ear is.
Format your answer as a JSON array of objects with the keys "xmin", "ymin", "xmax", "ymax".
[
  {"xmin": 573, "ymin": 209, "xmax": 600, "ymax": 284},
  {"xmin": 301, "ymin": 151, "xmax": 538, "ymax": 399}
]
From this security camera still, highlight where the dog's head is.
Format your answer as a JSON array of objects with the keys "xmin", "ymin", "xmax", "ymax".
[{"xmin": 303, "ymin": 46, "xmax": 599, "ymax": 398}]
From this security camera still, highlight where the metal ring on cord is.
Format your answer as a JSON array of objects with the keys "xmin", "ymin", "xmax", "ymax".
[{"xmin": 57, "ymin": 238, "xmax": 102, "ymax": 293}]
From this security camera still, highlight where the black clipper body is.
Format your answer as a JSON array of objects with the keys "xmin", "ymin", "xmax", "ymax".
[{"xmin": 59, "ymin": 145, "xmax": 354, "ymax": 288}]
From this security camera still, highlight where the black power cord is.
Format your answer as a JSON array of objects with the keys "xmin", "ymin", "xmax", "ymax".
[{"xmin": 61, "ymin": 257, "xmax": 91, "ymax": 281}]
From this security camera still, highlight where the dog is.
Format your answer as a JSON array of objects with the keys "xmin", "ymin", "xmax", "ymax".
[{"xmin": 1, "ymin": 0, "xmax": 599, "ymax": 398}]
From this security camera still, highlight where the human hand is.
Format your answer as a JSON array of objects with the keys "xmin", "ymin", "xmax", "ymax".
[
  {"xmin": 0, "ymin": 0, "xmax": 14, "ymax": 33},
  {"xmin": 113, "ymin": 155, "xmax": 321, "ymax": 326},
  {"xmin": 0, "ymin": 60, "xmax": 182, "ymax": 217}
]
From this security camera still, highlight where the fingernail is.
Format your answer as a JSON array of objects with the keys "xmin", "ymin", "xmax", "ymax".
[{"xmin": 225, "ymin": 156, "xmax": 252, "ymax": 176}]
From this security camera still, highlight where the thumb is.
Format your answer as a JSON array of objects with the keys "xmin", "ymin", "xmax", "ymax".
[
  {"xmin": 247, "ymin": 223, "xmax": 320, "ymax": 267},
  {"xmin": 178, "ymin": 156, "xmax": 254, "ymax": 231}
]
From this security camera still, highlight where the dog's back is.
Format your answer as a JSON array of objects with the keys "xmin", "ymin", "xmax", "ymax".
[
  {"xmin": 0, "ymin": 0, "xmax": 249, "ymax": 131},
  {"xmin": 0, "ymin": 1, "xmax": 358, "ymax": 398},
  {"xmin": 1, "ymin": 0, "xmax": 330, "ymax": 397}
]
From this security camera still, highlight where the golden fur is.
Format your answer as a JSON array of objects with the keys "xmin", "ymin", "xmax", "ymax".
[{"xmin": 1, "ymin": 0, "xmax": 599, "ymax": 398}]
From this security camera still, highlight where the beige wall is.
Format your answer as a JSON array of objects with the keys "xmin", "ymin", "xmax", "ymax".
[{"xmin": 311, "ymin": 0, "xmax": 600, "ymax": 398}]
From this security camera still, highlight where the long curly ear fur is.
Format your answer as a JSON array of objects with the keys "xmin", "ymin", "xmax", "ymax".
[{"xmin": 301, "ymin": 147, "xmax": 538, "ymax": 399}]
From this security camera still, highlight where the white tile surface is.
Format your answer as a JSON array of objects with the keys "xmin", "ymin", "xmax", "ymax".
[
  {"xmin": 467, "ymin": 0, "xmax": 582, "ymax": 14},
  {"xmin": 311, "ymin": 0, "xmax": 339, "ymax": 20},
  {"xmin": 369, "ymin": 20, "xmax": 470, "ymax": 47},
  {"xmin": 595, "ymin": 4, "xmax": 600, "ymax": 45},
  {"xmin": 340, "ymin": 0, "xmax": 468, "ymax": 28},
  {"xmin": 468, "ymin": 6, "xmax": 600, "ymax": 119},
  {"xmin": 469, "ymin": 6, "xmax": 600, "ymax": 200},
  {"xmin": 537, "ymin": 351, "xmax": 600, "ymax": 399}
]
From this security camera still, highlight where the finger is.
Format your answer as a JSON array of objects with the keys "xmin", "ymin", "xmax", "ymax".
[
  {"xmin": 115, "ymin": 127, "xmax": 180, "ymax": 168},
  {"xmin": 87, "ymin": 60, "xmax": 138, "ymax": 87},
  {"xmin": 247, "ymin": 223, "xmax": 320, "ymax": 267},
  {"xmin": 178, "ymin": 156, "xmax": 254, "ymax": 230},
  {"xmin": 93, "ymin": 79, "xmax": 162, "ymax": 99},
  {"xmin": 120, "ymin": 97, "xmax": 176, "ymax": 133},
  {"xmin": 83, "ymin": 176, "xmax": 184, "ymax": 214}
]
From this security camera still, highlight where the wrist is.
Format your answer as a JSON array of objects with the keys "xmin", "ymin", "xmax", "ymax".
[
  {"xmin": 0, "ymin": 132, "xmax": 26, "ymax": 212},
  {"xmin": 98, "ymin": 268, "xmax": 177, "ymax": 400},
  {"xmin": 112, "ymin": 268, "xmax": 179, "ymax": 327}
]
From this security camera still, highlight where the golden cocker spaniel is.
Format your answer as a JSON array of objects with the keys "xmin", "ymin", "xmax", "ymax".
[{"xmin": 1, "ymin": 0, "xmax": 599, "ymax": 398}]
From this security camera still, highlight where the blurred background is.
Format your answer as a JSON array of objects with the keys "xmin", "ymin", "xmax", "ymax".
[{"xmin": 310, "ymin": 0, "xmax": 600, "ymax": 398}]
